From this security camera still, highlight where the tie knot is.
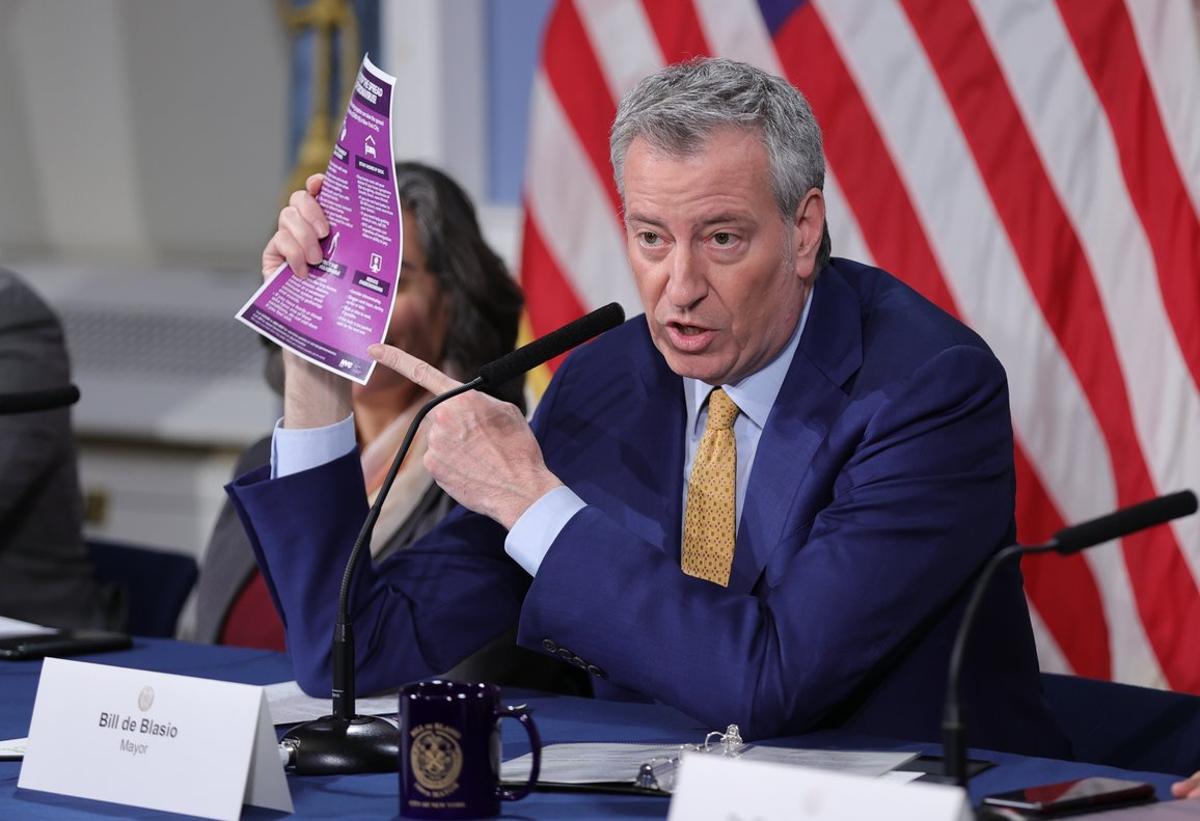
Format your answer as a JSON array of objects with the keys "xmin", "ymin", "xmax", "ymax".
[{"xmin": 706, "ymin": 388, "xmax": 739, "ymax": 431}]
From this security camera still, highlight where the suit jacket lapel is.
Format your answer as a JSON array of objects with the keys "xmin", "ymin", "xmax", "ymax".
[
  {"xmin": 728, "ymin": 267, "xmax": 864, "ymax": 594},
  {"xmin": 628, "ymin": 327, "xmax": 687, "ymax": 559}
]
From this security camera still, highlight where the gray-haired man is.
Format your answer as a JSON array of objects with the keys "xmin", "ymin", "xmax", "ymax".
[{"xmin": 230, "ymin": 58, "xmax": 1069, "ymax": 756}]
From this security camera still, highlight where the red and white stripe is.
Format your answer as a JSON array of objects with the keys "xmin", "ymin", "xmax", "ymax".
[{"xmin": 518, "ymin": 0, "xmax": 1200, "ymax": 691}]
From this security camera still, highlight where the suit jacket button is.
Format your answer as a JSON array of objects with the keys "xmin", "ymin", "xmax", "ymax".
[
  {"xmin": 571, "ymin": 655, "xmax": 588, "ymax": 669},
  {"xmin": 587, "ymin": 664, "xmax": 607, "ymax": 679},
  {"xmin": 556, "ymin": 647, "xmax": 574, "ymax": 661},
  {"xmin": 542, "ymin": 639, "xmax": 558, "ymax": 653}
]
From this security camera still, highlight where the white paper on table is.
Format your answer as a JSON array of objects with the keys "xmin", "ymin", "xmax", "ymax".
[
  {"xmin": 741, "ymin": 745, "xmax": 918, "ymax": 776},
  {"xmin": 0, "ymin": 737, "xmax": 27, "ymax": 760},
  {"xmin": 500, "ymin": 741, "xmax": 917, "ymax": 786},
  {"xmin": 263, "ymin": 680, "xmax": 399, "ymax": 725},
  {"xmin": 0, "ymin": 616, "xmax": 54, "ymax": 638}
]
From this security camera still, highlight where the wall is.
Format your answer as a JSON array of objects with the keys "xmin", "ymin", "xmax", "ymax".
[{"xmin": 0, "ymin": 0, "xmax": 288, "ymax": 269}]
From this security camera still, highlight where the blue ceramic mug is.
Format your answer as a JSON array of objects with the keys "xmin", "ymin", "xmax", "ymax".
[{"xmin": 399, "ymin": 680, "xmax": 541, "ymax": 819}]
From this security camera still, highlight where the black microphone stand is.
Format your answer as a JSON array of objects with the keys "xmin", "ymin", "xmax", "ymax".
[
  {"xmin": 942, "ymin": 490, "xmax": 1197, "ymax": 788},
  {"xmin": 942, "ymin": 541, "xmax": 1055, "ymax": 787},
  {"xmin": 281, "ymin": 377, "xmax": 483, "ymax": 775}
]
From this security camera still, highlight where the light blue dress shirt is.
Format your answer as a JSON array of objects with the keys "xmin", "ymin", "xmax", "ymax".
[
  {"xmin": 271, "ymin": 416, "xmax": 357, "ymax": 478},
  {"xmin": 506, "ymin": 291, "xmax": 812, "ymax": 575},
  {"xmin": 272, "ymin": 291, "xmax": 813, "ymax": 578}
]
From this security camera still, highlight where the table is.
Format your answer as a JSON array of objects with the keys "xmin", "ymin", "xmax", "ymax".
[{"xmin": 0, "ymin": 638, "xmax": 1184, "ymax": 818}]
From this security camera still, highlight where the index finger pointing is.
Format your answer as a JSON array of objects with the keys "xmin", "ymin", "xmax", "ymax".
[{"xmin": 368, "ymin": 344, "xmax": 463, "ymax": 394}]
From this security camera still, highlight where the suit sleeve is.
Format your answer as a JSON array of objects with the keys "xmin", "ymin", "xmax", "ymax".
[
  {"xmin": 224, "ymin": 364, "xmax": 579, "ymax": 696},
  {"xmin": 227, "ymin": 456, "xmax": 533, "ymax": 694},
  {"xmin": 516, "ymin": 344, "xmax": 1014, "ymax": 738}
]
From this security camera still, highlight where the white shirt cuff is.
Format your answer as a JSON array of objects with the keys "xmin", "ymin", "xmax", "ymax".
[
  {"xmin": 504, "ymin": 486, "xmax": 587, "ymax": 576},
  {"xmin": 271, "ymin": 414, "xmax": 357, "ymax": 478}
]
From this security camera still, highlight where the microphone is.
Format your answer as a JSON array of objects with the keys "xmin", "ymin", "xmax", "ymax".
[
  {"xmin": 1050, "ymin": 491, "xmax": 1197, "ymax": 554},
  {"xmin": 0, "ymin": 385, "xmax": 80, "ymax": 415},
  {"xmin": 280, "ymin": 302, "xmax": 625, "ymax": 774},
  {"xmin": 942, "ymin": 490, "xmax": 1198, "ymax": 788},
  {"xmin": 478, "ymin": 302, "xmax": 625, "ymax": 387}
]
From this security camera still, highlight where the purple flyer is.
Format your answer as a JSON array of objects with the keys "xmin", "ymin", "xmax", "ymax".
[{"xmin": 236, "ymin": 55, "xmax": 400, "ymax": 385}]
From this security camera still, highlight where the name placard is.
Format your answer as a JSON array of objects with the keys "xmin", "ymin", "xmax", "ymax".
[
  {"xmin": 18, "ymin": 658, "xmax": 292, "ymax": 820},
  {"xmin": 667, "ymin": 752, "xmax": 970, "ymax": 821}
]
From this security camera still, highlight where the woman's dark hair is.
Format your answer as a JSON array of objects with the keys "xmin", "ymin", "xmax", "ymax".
[{"xmin": 395, "ymin": 162, "xmax": 526, "ymax": 410}]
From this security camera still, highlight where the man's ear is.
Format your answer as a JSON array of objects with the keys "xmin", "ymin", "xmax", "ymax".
[{"xmin": 792, "ymin": 187, "xmax": 825, "ymax": 280}]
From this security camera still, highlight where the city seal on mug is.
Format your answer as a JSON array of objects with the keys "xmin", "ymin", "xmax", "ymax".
[
  {"xmin": 410, "ymin": 722, "xmax": 464, "ymax": 798},
  {"xmin": 400, "ymin": 680, "xmax": 541, "ymax": 819}
]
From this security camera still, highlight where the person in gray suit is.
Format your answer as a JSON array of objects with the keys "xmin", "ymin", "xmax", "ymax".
[
  {"xmin": 190, "ymin": 163, "xmax": 584, "ymax": 691},
  {"xmin": 0, "ymin": 268, "xmax": 122, "ymax": 630}
]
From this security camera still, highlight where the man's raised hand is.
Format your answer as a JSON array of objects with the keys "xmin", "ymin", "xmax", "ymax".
[
  {"xmin": 262, "ymin": 173, "xmax": 331, "ymax": 279},
  {"xmin": 262, "ymin": 174, "xmax": 352, "ymax": 429}
]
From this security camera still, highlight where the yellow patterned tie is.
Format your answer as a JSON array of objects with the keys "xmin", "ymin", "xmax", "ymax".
[{"xmin": 681, "ymin": 388, "xmax": 740, "ymax": 586}]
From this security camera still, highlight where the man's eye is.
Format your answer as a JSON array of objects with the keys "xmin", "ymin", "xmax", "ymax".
[
  {"xmin": 712, "ymin": 232, "xmax": 735, "ymax": 246},
  {"xmin": 640, "ymin": 231, "xmax": 661, "ymax": 246}
]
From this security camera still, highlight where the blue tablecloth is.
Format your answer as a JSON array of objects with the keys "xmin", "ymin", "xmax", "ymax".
[{"xmin": 0, "ymin": 638, "xmax": 1184, "ymax": 818}]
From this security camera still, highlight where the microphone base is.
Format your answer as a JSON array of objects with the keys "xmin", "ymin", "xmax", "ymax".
[{"xmin": 281, "ymin": 714, "xmax": 399, "ymax": 774}]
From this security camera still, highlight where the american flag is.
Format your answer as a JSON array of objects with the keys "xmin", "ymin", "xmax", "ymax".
[{"xmin": 516, "ymin": 0, "xmax": 1200, "ymax": 692}]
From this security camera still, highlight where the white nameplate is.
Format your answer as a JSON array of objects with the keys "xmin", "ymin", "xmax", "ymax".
[
  {"xmin": 18, "ymin": 658, "xmax": 292, "ymax": 820},
  {"xmin": 668, "ymin": 753, "xmax": 970, "ymax": 821}
]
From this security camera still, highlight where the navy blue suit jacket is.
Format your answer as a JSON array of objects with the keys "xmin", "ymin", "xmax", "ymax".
[{"xmin": 228, "ymin": 258, "xmax": 1069, "ymax": 758}]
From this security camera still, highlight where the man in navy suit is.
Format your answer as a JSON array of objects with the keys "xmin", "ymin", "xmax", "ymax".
[{"xmin": 230, "ymin": 58, "xmax": 1068, "ymax": 756}]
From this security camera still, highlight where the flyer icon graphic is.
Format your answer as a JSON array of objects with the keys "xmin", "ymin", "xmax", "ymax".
[{"xmin": 236, "ymin": 54, "xmax": 401, "ymax": 385}]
